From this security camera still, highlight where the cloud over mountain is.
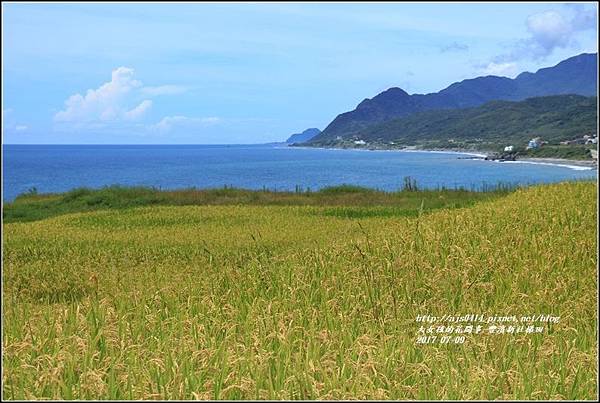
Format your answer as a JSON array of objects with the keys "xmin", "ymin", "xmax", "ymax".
[{"xmin": 498, "ymin": 5, "xmax": 597, "ymax": 62}]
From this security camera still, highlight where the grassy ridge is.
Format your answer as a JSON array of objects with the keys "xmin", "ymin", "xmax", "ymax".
[
  {"xmin": 3, "ymin": 183, "xmax": 515, "ymax": 223},
  {"xmin": 2, "ymin": 181, "xmax": 597, "ymax": 399}
]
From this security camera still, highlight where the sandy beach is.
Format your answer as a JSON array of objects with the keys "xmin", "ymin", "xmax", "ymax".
[{"xmin": 514, "ymin": 157, "xmax": 597, "ymax": 170}]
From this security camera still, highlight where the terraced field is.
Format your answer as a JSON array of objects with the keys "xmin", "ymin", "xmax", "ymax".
[{"xmin": 2, "ymin": 182, "xmax": 597, "ymax": 399}]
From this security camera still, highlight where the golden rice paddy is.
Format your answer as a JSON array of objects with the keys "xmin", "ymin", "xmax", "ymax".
[{"xmin": 2, "ymin": 181, "xmax": 597, "ymax": 399}]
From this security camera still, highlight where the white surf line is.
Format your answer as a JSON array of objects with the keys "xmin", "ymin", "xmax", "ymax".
[{"xmin": 495, "ymin": 160, "xmax": 595, "ymax": 171}]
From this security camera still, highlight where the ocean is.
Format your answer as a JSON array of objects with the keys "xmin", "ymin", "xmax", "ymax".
[{"xmin": 2, "ymin": 144, "xmax": 597, "ymax": 201}]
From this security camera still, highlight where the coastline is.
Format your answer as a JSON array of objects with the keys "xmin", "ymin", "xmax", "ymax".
[
  {"xmin": 288, "ymin": 144, "xmax": 597, "ymax": 171},
  {"xmin": 512, "ymin": 157, "xmax": 597, "ymax": 170}
]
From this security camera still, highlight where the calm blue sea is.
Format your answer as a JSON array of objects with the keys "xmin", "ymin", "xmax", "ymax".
[{"xmin": 2, "ymin": 144, "xmax": 597, "ymax": 201}]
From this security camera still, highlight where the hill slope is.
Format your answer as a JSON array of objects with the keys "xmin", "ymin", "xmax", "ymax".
[
  {"xmin": 286, "ymin": 128, "xmax": 321, "ymax": 144},
  {"xmin": 311, "ymin": 53, "xmax": 597, "ymax": 142},
  {"xmin": 316, "ymin": 95, "xmax": 597, "ymax": 150}
]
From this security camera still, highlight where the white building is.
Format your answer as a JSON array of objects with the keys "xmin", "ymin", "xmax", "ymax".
[
  {"xmin": 504, "ymin": 145, "xmax": 514, "ymax": 152},
  {"xmin": 526, "ymin": 138, "xmax": 542, "ymax": 150},
  {"xmin": 354, "ymin": 140, "xmax": 366, "ymax": 145}
]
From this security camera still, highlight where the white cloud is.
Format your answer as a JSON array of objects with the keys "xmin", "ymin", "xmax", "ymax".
[
  {"xmin": 524, "ymin": 11, "xmax": 573, "ymax": 58},
  {"xmin": 15, "ymin": 125, "xmax": 28, "ymax": 131},
  {"xmin": 124, "ymin": 100, "xmax": 153, "ymax": 121},
  {"xmin": 55, "ymin": 67, "xmax": 152, "ymax": 123},
  {"xmin": 52, "ymin": 67, "xmax": 221, "ymax": 137},
  {"xmin": 141, "ymin": 85, "xmax": 188, "ymax": 96},
  {"xmin": 479, "ymin": 62, "xmax": 519, "ymax": 77},
  {"xmin": 496, "ymin": 5, "xmax": 597, "ymax": 62},
  {"xmin": 150, "ymin": 115, "xmax": 221, "ymax": 133}
]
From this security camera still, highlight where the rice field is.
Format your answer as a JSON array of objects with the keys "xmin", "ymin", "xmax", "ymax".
[{"xmin": 2, "ymin": 181, "xmax": 597, "ymax": 400}]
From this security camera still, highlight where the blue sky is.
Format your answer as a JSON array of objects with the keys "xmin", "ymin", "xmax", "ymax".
[{"xmin": 2, "ymin": 2, "xmax": 598, "ymax": 144}]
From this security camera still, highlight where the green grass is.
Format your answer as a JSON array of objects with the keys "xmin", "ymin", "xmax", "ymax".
[
  {"xmin": 2, "ymin": 181, "xmax": 597, "ymax": 399},
  {"xmin": 523, "ymin": 145, "xmax": 595, "ymax": 160},
  {"xmin": 3, "ymin": 182, "xmax": 514, "ymax": 224}
]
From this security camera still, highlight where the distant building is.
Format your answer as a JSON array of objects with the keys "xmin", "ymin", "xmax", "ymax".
[
  {"xmin": 526, "ymin": 137, "xmax": 542, "ymax": 150},
  {"xmin": 354, "ymin": 140, "xmax": 366, "ymax": 145},
  {"xmin": 504, "ymin": 145, "xmax": 514, "ymax": 152},
  {"xmin": 560, "ymin": 134, "xmax": 597, "ymax": 145}
]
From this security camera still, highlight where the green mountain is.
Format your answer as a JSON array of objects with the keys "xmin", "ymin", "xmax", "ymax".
[
  {"xmin": 310, "ymin": 95, "xmax": 597, "ymax": 150},
  {"xmin": 310, "ymin": 53, "xmax": 597, "ymax": 143},
  {"xmin": 286, "ymin": 128, "xmax": 321, "ymax": 144}
]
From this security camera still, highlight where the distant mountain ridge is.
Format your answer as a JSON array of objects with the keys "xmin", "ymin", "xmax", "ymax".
[
  {"xmin": 341, "ymin": 94, "xmax": 597, "ymax": 149},
  {"xmin": 286, "ymin": 128, "xmax": 321, "ymax": 144},
  {"xmin": 310, "ymin": 53, "xmax": 597, "ymax": 142}
]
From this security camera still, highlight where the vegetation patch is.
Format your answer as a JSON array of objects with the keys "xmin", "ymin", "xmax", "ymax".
[{"xmin": 3, "ymin": 182, "xmax": 515, "ymax": 223}]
